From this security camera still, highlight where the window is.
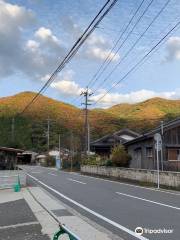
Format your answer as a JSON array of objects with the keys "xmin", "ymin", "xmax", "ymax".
[
  {"xmin": 168, "ymin": 149, "xmax": 180, "ymax": 161},
  {"xmin": 146, "ymin": 148, "xmax": 153, "ymax": 159},
  {"xmin": 178, "ymin": 127, "xmax": 180, "ymax": 144},
  {"xmin": 171, "ymin": 129, "xmax": 177, "ymax": 144}
]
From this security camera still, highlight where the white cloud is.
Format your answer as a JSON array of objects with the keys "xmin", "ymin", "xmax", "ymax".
[
  {"xmin": 0, "ymin": 0, "xmax": 35, "ymax": 29},
  {"xmin": 164, "ymin": 36, "xmax": 180, "ymax": 62},
  {"xmin": 87, "ymin": 34, "xmax": 107, "ymax": 47},
  {"xmin": 61, "ymin": 17, "xmax": 119, "ymax": 62},
  {"xmin": 86, "ymin": 47, "xmax": 120, "ymax": 61},
  {"xmin": 51, "ymin": 80, "xmax": 85, "ymax": 97},
  {"xmin": 35, "ymin": 27, "xmax": 60, "ymax": 47},
  {"xmin": 85, "ymin": 33, "xmax": 120, "ymax": 62},
  {"xmin": 34, "ymin": 27, "xmax": 66, "ymax": 56},
  {"xmin": 0, "ymin": 0, "xmax": 35, "ymax": 77},
  {"xmin": 40, "ymin": 74, "xmax": 50, "ymax": 82},
  {"xmin": 26, "ymin": 40, "xmax": 39, "ymax": 52},
  {"xmin": 0, "ymin": 0, "xmax": 66, "ymax": 80},
  {"xmin": 91, "ymin": 89, "xmax": 180, "ymax": 108},
  {"xmin": 50, "ymin": 70, "xmax": 86, "ymax": 97}
]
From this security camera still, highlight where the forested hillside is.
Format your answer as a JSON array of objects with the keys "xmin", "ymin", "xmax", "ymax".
[{"xmin": 0, "ymin": 92, "xmax": 180, "ymax": 152}]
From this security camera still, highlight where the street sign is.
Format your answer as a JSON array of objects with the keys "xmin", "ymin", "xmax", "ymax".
[
  {"xmin": 154, "ymin": 133, "xmax": 162, "ymax": 142},
  {"xmin": 154, "ymin": 133, "xmax": 162, "ymax": 151},
  {"xmin": 155, "ymin": 141, "xmax": 162, "ymax": 151},
  {"xmin": 154, "ymin": 133, "xmax": 162, "ymax": 189}
]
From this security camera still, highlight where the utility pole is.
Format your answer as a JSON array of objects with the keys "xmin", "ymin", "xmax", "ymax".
[
  {"xmin": 160, "ymin": 121, "xmax": 164, "ymax": 171},
  {"xmin": 87, "ymin": 123, "xmax": 90, "ymax": 154},
  {"xmin": 11, "ymin": 117, "xmax": 15, "ymax": 143},
  {"xmin": 47, "ymin": 117, "xmax": 50, "ymax": 152},
  {"xmin": 58, "ymin": 134, "xmax": 61, "ymax": 158},
  {"xmin": 81, "ymin": 87, "xmax": 93, "ymax": 155},
  {"xmin": 58, "ymin": 134, "xmax": 62, "ymax": 168},
  {"xmin": 70, "ymin": 132, "xmax": 74, "ymax": 172}
]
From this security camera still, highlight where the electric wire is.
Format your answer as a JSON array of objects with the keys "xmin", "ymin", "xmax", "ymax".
[
  {"xmin": 93, "ymin": 19, "xmax": 180, "ymax": 106},
  {"xmin": 17, "ymin": 0, "xmax": 118, "ymax": 116},
  {"xmin": 87, "ymin": 0, "xmax": 147, "ymax": 88},
  {"xmin": 92, "ymin": 0, "xmax": 171, "ymax": 95}
]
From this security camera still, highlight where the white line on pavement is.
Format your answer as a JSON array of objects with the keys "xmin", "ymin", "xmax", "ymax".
[
  {"xmin": 78, "ymin": 174, "xmax": 180, "ymax": 196},
  {"xmin": 27, "ymin": 173, "xmax": 148, "ymax": 240},
  {"xmin": 48, "ymin": 173, "xmax": 57, "ymax": 176},
  {"xmin": 67, "ymin": 178, "xmax": 86, "ymax": 185},
  {"xmin": 116, "ymin": 192, "xmax": 180, "ymax": 210},
  {"xmin": 0, "ymin": 221, "xmax": 39, "ymax": 230},
  {"xmin": 24, "ymin": 166, "xmax": 180, "ymax": 196},
  {"xmin": 31, "ymin": 172, "xmax": 41, "ymax": 174}
]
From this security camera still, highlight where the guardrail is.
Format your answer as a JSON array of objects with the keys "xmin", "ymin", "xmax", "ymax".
[
  {"xmin": 53, "ymin": 225, "xmax": 81, "ymax": 240},
  {"xmin": 26, "ymin": 186, "xmax": 81, "ymax": 240}
]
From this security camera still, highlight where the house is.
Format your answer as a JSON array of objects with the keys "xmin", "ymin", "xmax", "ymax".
[
  {"xmin": 90, "ymin": 129, "xmax": 140, "ymax": 157},
  {"xmin": 124, "ymin": 118, "xmax": 180, "ymax": 171},
  {"xmin": 0, "ymin": 147, "xmax": 24, "ymax": 170},
  {"xmin": 17, "ymin": 151, "xmax": 38, "ymax": 165}
]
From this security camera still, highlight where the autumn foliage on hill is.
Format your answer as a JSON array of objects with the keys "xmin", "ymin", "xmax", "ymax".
[{"xmin": 0, "ymin": 92, "xmax": 180, "ymax": 151}]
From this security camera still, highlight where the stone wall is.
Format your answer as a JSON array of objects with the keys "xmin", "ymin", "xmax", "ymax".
[{"xmin": 81, "ymin": 165, "xmax": 180, "ymax": 188}]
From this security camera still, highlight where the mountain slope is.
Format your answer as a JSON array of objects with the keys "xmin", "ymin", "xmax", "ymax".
[
  {"xmin": 0, "ymin": 91, "xmax": 83, "ymax": 132},
  {"xmin": 0, "ymin": 92, "xmax": 180, "ymax": 151}
]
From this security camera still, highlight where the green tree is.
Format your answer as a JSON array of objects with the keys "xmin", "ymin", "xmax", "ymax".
[{"xmin": 111, "ymin": 145, "xmax": 131, "ymax": 167}]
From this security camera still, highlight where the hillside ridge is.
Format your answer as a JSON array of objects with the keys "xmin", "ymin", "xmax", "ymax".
[{"xmin": 0, "ymin": 91, "xmax": 180, "ymax": 150}]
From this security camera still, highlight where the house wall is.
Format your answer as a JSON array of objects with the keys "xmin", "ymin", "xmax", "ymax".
[
  {"xmin": 81, "ymin": 165, "xmax": 180, "ymax": 189},
  {"xmin": 127, "ymin": 138, "xmax": 154, "ymax": 169},
  {"xmin": 127, "ymin": 126, "xmax": 180, "ymax": 171}
]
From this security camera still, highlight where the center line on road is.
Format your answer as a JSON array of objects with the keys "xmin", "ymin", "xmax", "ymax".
[
  {"xmin": 67, "ymin": 178, "xmax": 86, "ymax": 185},
  {"xmin": 48, "ymin": 173, "xmax": 57, "ymax": 176},
  {"xmin": 116, "ymin": 192, "xmax": 180, "ymax": 210},
  {"xmin": 27, "ymin": 173, "xmax": 148, "ymax": 240}
]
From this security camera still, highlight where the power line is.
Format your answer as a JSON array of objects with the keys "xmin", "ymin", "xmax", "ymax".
[
  {"xmin": 87, "ymin": 0, "xmax": 155, "ymax": 90},
  {"xmin": 93, "ymin": 19, "xmax": 180, "ymax": 106},
  {"xmin": 87, "ymin": 0, "xmax": 147, "ymax": 88},
  {"xmin": 17, "ymin": 0, "xmax": 118, "ymax": 116},
  {"xmin": 92, "ymin": 0, "xmax": 171, "ymax": 94},
  {"xmin": 70, "ymin": 0, "xmax": 148, "ymax": 106}
]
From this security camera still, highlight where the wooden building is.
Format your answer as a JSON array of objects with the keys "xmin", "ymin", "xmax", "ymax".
[
  {"xmin": 125, "ymin": 118, "xmax": 180, "ymax": 171},
  {"xmin": 0, "ymin": 147, "xmax": 24, "ymax": 170},
  {"xmin": 90, "ymin": 129, "xmax": 140, "ymax": 157}
]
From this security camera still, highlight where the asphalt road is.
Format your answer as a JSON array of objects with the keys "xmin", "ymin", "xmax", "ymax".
[{"xmin": 21, "ymin": 165, "xmax": 180, "ymax": 240}]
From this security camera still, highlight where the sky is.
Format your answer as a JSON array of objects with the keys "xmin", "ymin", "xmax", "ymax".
[{"xmin": 0, "ymin": 0, "xmax": 180, "ymax": 108}]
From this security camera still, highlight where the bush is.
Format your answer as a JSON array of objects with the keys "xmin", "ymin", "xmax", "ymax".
[
  {"xmin": 111, "ymin": 145, "xmax": 131, "ymax": 167},
  {"xmin": 105, "ymin": 159, "xmax": 113, "ymax": 167}
]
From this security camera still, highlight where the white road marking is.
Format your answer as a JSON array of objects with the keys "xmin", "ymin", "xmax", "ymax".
[
  {"xmin": 0, "ymin": 221, "xmax": 39, "ymax": 230},
  {"xmin": 69, "ymin": 172, "xmax": 79, "ymax": 175},
  {"xmin": 24, "ymin": 166, "xmax": 180, "ymax": 196},
  {"xmin": 27, "ymin": 173, "xmax": 148, "ymax": 240},
  {"xmin": 78, "ymin": 173, "xmax": 180, "ymax": 196},
  {"xmin": 48, "ymin": 173, "xmax": 57, "ymax": 176},
  {"xmin": 67, "ymin": 178, "xmax": 86, "ymax": 185},
  {"xmin": 31, "ymin": 171, "xmax": 41, "ymax": 174},
  {"xmin": 116, "ymin": 192, "xmax": 180, "ymax": 210}
]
